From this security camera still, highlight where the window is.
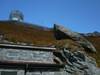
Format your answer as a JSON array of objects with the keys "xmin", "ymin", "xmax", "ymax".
[{"xmin": 1, "ymin": 71, "xmax": 17, "ymax": 75}]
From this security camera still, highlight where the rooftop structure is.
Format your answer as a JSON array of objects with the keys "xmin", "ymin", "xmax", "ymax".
[{"xmin": 9, "ymin": 10, "xmax": 24, "ymax": 22}]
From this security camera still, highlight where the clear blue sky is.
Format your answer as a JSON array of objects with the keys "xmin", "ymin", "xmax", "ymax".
[{"xmin": 0, "ymin": 0, "xmax": 100, "ymax": 33}]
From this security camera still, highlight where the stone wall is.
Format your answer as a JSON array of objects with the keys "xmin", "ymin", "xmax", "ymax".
[
  {"xmin": 0, "ymin": 48, "xmax": 54, "ymax": 63},
  {"xmin": 26, "ymin": 71, "xmax": 67, "ymax": 75},
  {"xmin": 0, "ymin": 69, "xmax": 24, "ymax": 75}
]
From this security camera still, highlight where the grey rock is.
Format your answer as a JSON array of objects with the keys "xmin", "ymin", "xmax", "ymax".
[
  {"xmin": 54, "ymin": 24, "xmax": 96, "ymax": 52},
  {"xmin": 61, "ymin": 48, "xmax": 100, "ymax": 75},
  {"xmin": 73, "ymin": 51, "xmax": 86, "ymax": 61},
  {"xmin": 96, "ymin": 68, "xmax": 100, "ymax": 75},
  {"xmin": 65, "ymin": 65, "xmax": 75, "ymax": 73},
  {"xmin": 63, "ymin": 48, "xmax": 77, "ymax": 64}
]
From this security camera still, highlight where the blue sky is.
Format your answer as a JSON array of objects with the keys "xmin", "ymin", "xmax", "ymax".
[{"xmin": 0, "ymin": 0, "xmax": 100, "ymax": 33}]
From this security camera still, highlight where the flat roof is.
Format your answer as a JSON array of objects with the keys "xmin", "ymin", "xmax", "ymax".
[{"xmin": 0, "ymin": 43, "xmax": 58, "ymax": 52}]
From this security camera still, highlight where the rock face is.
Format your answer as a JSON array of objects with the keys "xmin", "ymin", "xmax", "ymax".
[
  {"xmin": 54, "ymin": 24, "xmax": 100, "ymax": 75},
  {"xmin": 54, "ymin": 24, "xmax": 96, "ymax": 52},
  {"xmin": 61, "ymin": 49, "xmax": 100, "ymax": 75}
]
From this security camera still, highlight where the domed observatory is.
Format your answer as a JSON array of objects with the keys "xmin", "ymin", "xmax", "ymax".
[{"xmin": 9, "ymin": 10, "xmax": 24, "ymax": 22}]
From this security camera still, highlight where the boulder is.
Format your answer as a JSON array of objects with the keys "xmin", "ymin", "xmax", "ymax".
[{"xmin": 54, "ymin": 24, "xmax": 96, "ymax": 52}]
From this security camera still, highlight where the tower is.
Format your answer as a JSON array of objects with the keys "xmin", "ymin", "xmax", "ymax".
[{"xmin": 9, "ymin": 10, "xmax": 24, "ymax": 22}]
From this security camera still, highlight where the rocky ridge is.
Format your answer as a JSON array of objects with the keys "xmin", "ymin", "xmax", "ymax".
[
  {"xmin": 54, "ymin": 24, "xmax": 100, "ymax": 75},
  {"xmin": 80, "ymin": 31, "xmax": 100, "ymax": 37}
]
